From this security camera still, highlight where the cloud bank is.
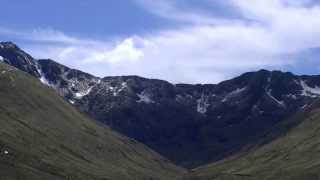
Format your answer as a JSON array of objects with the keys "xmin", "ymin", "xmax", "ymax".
[{"xmin": 3, "ymin": 0, "xmax": 320, "ymax": 83}]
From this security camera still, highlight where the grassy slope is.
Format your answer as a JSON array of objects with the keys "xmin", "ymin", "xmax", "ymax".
[
  {"xmin": 0, "ymin": 63, "xmax": 184, "ymax": 180},
  {"xmin": 182, "ymin": 102, "xmax": 320, "ymax": 180}
]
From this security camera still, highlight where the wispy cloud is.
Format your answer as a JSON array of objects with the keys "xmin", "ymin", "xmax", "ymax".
[
  {"xmin": 2, "ymin": 0, "xmax": 320, "ymax": 83},
  {"xmin": 0, "ymin": 27, "xmax": 102, "ymax": 45},
  {"xmin": 132, "ymin": 0, "xmax": 243, "ymax": 25}
]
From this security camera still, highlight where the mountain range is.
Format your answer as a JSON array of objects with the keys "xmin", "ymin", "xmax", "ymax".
[
  {"xmin": 2, "ymin": 41, "xmax": 320, "ymax": 169},
  {"xmin": 3, "ymin": 41, "xmax": 320, "ymax": 180}
]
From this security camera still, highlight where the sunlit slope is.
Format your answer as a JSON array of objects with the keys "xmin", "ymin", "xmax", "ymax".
[
  {"xmin": 0, "ymin": 63, "xmax": 183, "ymax": 180},
  {"xmin": 183, "ymin": 102, "xmax": 320, "ymax": 180}
]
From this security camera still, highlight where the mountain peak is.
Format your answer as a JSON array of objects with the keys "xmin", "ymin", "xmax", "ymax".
[
  {"xmin": 0, "ymin": 41, "xmax": 19, "ymax": 49},
  {"xmin": 0, "ymin": 42, "xmax": 41, "ymax": 78},
  {"xmin": 257, "ymin": 68, "xmax": 271, "ymax": 73}
]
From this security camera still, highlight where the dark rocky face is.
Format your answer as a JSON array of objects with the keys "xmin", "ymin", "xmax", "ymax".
[
  {"xmin": 75, "ymin": 70, "xmax": 320, "ymax": 167},
  {"xmin": 1, "ymin": 41, "xmax": 320, "ymax": 168},
  {"xmin": 0, "ymin": 42, "xmax": 101, "ymax": 103},
  {"xmin": 0, "ymin": 42, "xmax": 41, "ymax": 78},
  {"xmin": 37, "ymin": 59, "xmax": 100, "ymax": 102}
]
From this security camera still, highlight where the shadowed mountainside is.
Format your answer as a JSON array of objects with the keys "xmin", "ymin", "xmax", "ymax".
[{"xmin": 182, "ymin": 101, "xmax": 320, "ymax": 180}]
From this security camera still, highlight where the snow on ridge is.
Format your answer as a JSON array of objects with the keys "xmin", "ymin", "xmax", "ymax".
[
  {"xmin": 300, "ymin": 80, "xmax": 320, "ymax": 98},
  {"xmin": 0, "ymin": 56, "xmax": 4, "ymax": 62},
  {"xmin": 197, "ymin": 94, "xmax": 210, "ymax": 114}
]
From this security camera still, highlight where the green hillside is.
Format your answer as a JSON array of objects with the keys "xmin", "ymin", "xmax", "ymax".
[
  {"xmin": 0, "ymin": 63, "xmax": 184, "ymax": 180},
  {"xmin": 183, "ymin": 102, "xmax": 320, "ymax": 180}
]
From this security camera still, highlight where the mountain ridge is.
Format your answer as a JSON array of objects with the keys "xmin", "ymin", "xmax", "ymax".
[{"xmin": 2, "ymin": 41, "xmax": 320, "ymax": 168}]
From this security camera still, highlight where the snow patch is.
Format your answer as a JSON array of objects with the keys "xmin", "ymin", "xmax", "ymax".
[
  {"xmin": 222, "ymin": 87, "xmax": 246, "ymax": 102},
  {"xmin": 69, "ymin": 100, "xmax": 75, "ymax": 104},
  {"xmin": 36, "ymin": 66, "xmax": 51, "ymax": 86},
  {"xmin": 0, "ymin": 56, "xmax": 4, "ymax": 62},
  {"xmin": 267, "ymin": 76, "xmax": 271, "ymax": 83},
  {"xmin": 197, "ymin": 94, "xmax": 210, "ymax": 114},
  {"xmin": 229, "ymin": 87, "xmax": 246, "ymax": 96},
  {"xmin": 221, "ymin": 97, "xmax": 228, "ymax": 103},
  {"xmin": 40, "ymin": 76, "xmax": 50, "ymax": 86},
  {"xmin": 266, "ymin": 89, "xmax": 285, "ymax": 106},
  {"xmin": 112, "ymin": 82, "xmax": 127, "ymax": 96},
  {"xmin": 3, "ymin": 150, "xmax": 9, "ymax": 155},
  {"xmin": 175, "ymin": 94, "xmax": 184, "ymax": 102},
  {"xmin": 120, "ymin": 82, "xmax": 127, "ymax": 90},
  {"xmin": 75, "ymin": 86, "xmax": 93, "ymax": 99},
  {"xmin": 301, "ymin": 104, "xmax": 308, "ymax": 110},
  {"xmin": 286, "ymin": 94, "xmax": 297, "ymax": 100},
  {"xmin": 137, "ymin": 92, "xmax": 154, "ymax": 104},
  {"xmin": 300, "ymin": 80, "xmax": 320, "ymax": 98},
  {"xmin": 264, "ymin": 74, "xmax": 285, "ymax": 107}
]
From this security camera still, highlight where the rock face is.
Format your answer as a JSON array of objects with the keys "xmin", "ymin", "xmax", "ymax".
[
  {"xmin": 0, "ymin": 42, "xmax": 100, "ymax": 104},
  {"xmin": 37, "ymin": 59, "xmax": 100, "ymax": 103},
  {"xmin": 76, "ymin": 70, "xmax": 320, "ymax": 167},
  {"xmin": 1, "ymin": 41, "xmax": 320, "ymax": 168},
  {"xmin": 0, "ymin": 42, "xmax": 41, "ymax": 77}
]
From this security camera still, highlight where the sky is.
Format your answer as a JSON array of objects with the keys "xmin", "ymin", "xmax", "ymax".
[{"xmin": 1, "ymin": 0, "xmax": 320, "ymax": 83}]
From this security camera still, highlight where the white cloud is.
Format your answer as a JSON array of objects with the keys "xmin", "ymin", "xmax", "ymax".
[
  {"xmin": 82, "ymin": 37, "xmax": 145, "ymax": 64},
  {"xmin": 22, "ymin": 24, "xmax": 290, "ymax": 83},
  {"xmin": 3, "ymin": 0, "xmax": 320, "ymax": 83}
]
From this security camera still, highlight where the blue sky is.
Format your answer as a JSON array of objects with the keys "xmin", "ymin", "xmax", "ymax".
[
  {"xmin": 1, "ymin": 0, "xmax": 320, "ymax": 83},
  {"xmin": 0, "ymin": 0, "xmax": 174, "ymax": 38}
]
